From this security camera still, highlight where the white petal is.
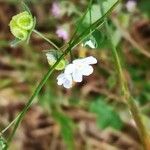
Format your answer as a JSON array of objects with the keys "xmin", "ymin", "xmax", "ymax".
[
  {"xmin": 57, "ymin": 73, "xmax": 65, "ymax": 85},
  {"xmin": 63, "ymin": 80, "xmax": 72, "ymax": 89},
  {"xmin": 72, "ymin": 59, "xmax": 83, "ymax": 65},
  {"xmin": 72, "ymin": 71, "xmax": 83, "ymax": 82},
  {"xmin": 82, "ymin": 56, "xmax": 97, "ymax": 65},
  {"xmin": 65, "ymin": 64, "xmax": 75, "ymax": 74},
  {"xmin": 57, "ymin": 73, "xmax": 73, "ymax": 88},
  {"xmin": 81, "ymin": 65, "xmax": 93, "ymax": 76},
  {"xmin": 57, "ymin": 73, "xmax": 64, "ymax": 79},
  {"xmin": 84, "ymin": 40, "xmax": 96, "ymax": 49}
]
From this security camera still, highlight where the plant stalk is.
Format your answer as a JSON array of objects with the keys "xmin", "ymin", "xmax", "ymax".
[
  {"xmin": 33, "ymin": 29, "xmax": 60, "ymax": 50},
  {"xmin": 98, "ymin": 1, "xmax": 150, "ymax": 149}
]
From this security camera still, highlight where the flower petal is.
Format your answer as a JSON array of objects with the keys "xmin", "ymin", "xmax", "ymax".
[
  {"xmin": 81, "ymin": 65, "xmax": 93, "ymax": 76},
  {"xmin": 63, "ymin": 80, "xmax": 72, "ymax": 89},
  {"xmin": 57, "ymin": 73, "xmax": 65, "ymax": 85},
  {"xmin": 72, "ymin": 59, "xmax": 83, "ymax": 65},
  {"xmin": 84, "ymin": 40, "xmax": 96, "ymax": 49},
  {"xmin": 65, "ymin": 64, "xmax": 75, "ymax": 74},
  {"xmin": 82, "ymin": 56, "xmax": 97, "ymax": 65},
  {"xmin": 72, "ymin": 71, "xmax": 83, "ymax": 82}
]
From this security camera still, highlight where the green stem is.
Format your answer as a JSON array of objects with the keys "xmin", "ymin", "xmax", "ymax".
[
  {"xmin": 33, "ymin": 29, "xmax": 60, "ymax": 50},
  {"xmin": 0, "ymin": 115, "xmax": 20, "ymax": 137},
  {"xmin": 98, "ymin": 1, "xmax": 149, "ymax": 149}
]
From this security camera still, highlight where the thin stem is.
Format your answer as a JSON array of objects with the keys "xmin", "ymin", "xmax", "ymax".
[
  {"xmin": 0, "ymin": 115, "xmax": 20, "ymax": 136},
  {"xmin": 33, "ymin": 29, "xmax": 60, "ymax": 50},
  {"xmin": 69, "ymin": 0, "xmax": 93, "ymax": 45},
  {"xmin": 98, "ymin": 1, "xmax": 150, "ymax": 149}
]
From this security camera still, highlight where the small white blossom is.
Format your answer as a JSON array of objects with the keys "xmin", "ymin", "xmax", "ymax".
[
  {"xmin": 83, "ymin": 40, "xmax": 96, "ymax": 49},
  {"xmin": 65, "ymin": 56, "xmax": 97, "ymax": 82},
  {"xmin": 57, "ymin": 73, "xmax": 73, "ymax": 89},
  {"xmin": 126, "ymin": 0, "xmax": 137, "ymax": 12}
]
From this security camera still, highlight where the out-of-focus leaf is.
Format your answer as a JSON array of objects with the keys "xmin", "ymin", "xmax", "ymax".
[
  {"xmin": 0, "ymin": 137, "xmax": 7, "ymax": 150},
  {"xmin": 118, "ymin": 13, "xmax": 130, "ymax": 28},
  {"xmin": 61, "ymin": 1, "xmax": 78, "ymax": 16},
  {"xmin": 107, "ymin": 74, "xmax": 117, "ymax": 89},
  {"xmin": 138, "ymin": 0, "xmax": 150, "ymax": 17},
  {"xmin": 53, "ymin": 111, "xmax": 75, "ymax": 150},
  {"xmin": 102, "ymin": 0, "xmax": 118, "ymax": 14},
  {"xmin": 84, "ymin": 4, "xmax": 102, "ymax": 26},
  {"xmin": 92, "ymin": 29, "xmax": 109, "ymax": 49},
  {"xmin": 22, "ymin": 2, "xmax": 32, "ymax": 15},
  {"xmin": 90, "ymin": 99, "xmax": 123, "ymax": 130},
  {"xmin": 111, "ymin": 29, "xmax": 122, "ymax": 46}
]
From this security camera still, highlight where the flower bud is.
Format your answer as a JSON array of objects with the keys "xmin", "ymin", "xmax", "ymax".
[
  {"xmin": 46, "ymin": 53, "xmax": 66, "ymax": 70},
  {"xmin": 9, "ymin": 19, "xmax": 28, "ymax": 40},
  {"xmin": 12, "ymin": 11, "xmax": 34, "ymax": 30},
  {"xmin": 9, "ymin": 11, "xmax": 34, "ymax": 40}
]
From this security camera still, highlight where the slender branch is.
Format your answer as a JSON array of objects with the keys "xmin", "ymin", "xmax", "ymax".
[
  {"xmin": 112, "ymin": 18, "xmax": 150, "ymax": 58},
  {"xmin": 0, "ymin": 115, "xmax": 20, "ymax": 137},
  {"xmin": 33, "ymin": 29, "xmax": 60, "ymax": 50}
]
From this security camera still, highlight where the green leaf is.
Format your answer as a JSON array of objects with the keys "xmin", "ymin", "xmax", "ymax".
[
  {"xmin": 92, "ymin": 29, "xmax": 109, "ymax": 49},
  {"xmin": 107, "ymin": 74, "xmax": 117, "ymax": 89},
  {"xmin": 22, "ymin": 2, "xmax": 32, "ymax": 15},
  {"xmin": 84, "ymin": 4, "xmax": 102, "ymax": 26},
  {"xmin": 90, "ymin": 99, "xmax": 123, "ymax": 130},
  {"xmin": 111, "ymin": 29, "xmax": 122, "ymax": 47},
  {"xmin": 138, "ymin": 0, "xmax": 150, "ymax": 17},
  {"xmin": 53, "ymin": 111, "xmax": 75, "ymax": 150}
]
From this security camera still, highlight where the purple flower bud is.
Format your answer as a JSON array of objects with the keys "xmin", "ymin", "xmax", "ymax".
[
  {"xmin": 126, "ymin": 0, "xmax": 137, "ymax": 12},
  {"xmin": 51, "ymin": 2, "xmax": 61, "ymax": 18},
  {"xmin": 56, "ymin": 27, "xmax": 69, "ymax": 41}
]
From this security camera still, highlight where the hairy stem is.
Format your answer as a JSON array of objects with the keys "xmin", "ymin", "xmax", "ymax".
[{"xmin": 33, "ymin": 29, "xmax": 60, "ymax": 50}]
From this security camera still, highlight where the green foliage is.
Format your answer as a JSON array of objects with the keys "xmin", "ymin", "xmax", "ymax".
[
  {"xmin": 107, "ymin": 74, "xmax": 117, "ymax": 89},
  {"xmin": 0, "ymin": 137, "xmax": 7, "ymax": 150},
  {"xmin": 90, "ymin": 99, "xmax": 123, "ymax": 130},
  {"xmin": 138, "ymin": 0, "xmax": 150, "ymax": 17},
  {"xmin": 92, "ymin": 29, "xmax": 109, "ymax": 49},
  {"xmin": 53, "ymin": 111, "xmax": 75, "ymax": 150}
]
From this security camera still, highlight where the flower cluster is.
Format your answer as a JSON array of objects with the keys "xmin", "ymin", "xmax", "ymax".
[
  {"xmin": 57, "ymin": 56, "xmax": 97, "ymax": 89},
  {"xmin": 9, "ymin": 11, "xmax": 34, "ymax": 41}
]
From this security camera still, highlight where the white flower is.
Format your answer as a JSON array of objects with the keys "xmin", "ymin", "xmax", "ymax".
[
  {"xmin": 57, "ymin": 73, "xmax": 73, "ymax": 89},
  {"xmin": 65, "ymin": 56, "xmax": 97, "ymax": 82},
  {"xmin": 83, "ymin": 40, "xmax": 96, "ymax": 49}
]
